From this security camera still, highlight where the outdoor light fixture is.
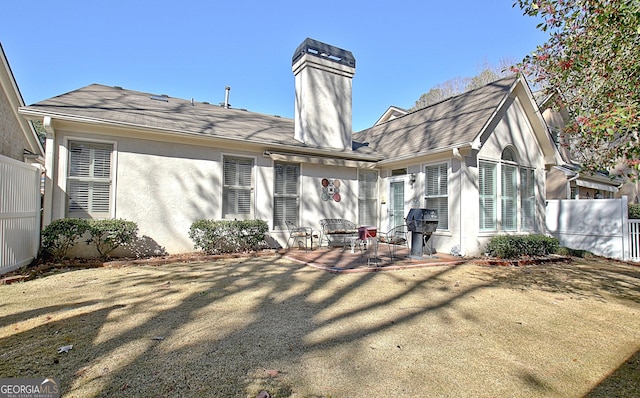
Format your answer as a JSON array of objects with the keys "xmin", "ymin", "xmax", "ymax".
[{"xmin": 409, "ymin": 173, "xmax": 416, "ymax": 184}]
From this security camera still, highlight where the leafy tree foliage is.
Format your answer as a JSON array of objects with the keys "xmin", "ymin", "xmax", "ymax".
[{"xmin": 513, "ymin": 0, "xmax": 640, "ymax": 177}]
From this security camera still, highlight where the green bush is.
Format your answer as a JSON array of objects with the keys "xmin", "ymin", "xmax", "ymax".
[
  {"xmin": 189, "ymin": 219, "xmax": 269, "ymax": 254},
  {"xmin": 629, "ymin": 204, "xmax": 640, "ymax": 219},
  {"xmin": 41, "ymin": 218, "xmax": 90, "ymax": 261},
  {"xmin": 85, "ymin": 219, "xmax": 139, "ymax": 260},
  {"xmin": 484, "ymin": 234, "xmax": 559, "ymax": 259}
]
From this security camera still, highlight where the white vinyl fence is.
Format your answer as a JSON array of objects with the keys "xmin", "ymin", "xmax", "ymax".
[
  {"xmin": 0, "ymin": 154, "xmax": 41, "ymax": 274},
  {"xmin": 629, "ymin": 219, "xmax": 640, "ymax": 261},
  {"xmin": 546, "ymin": 195, "xmax": 639, "ymax": 261}
]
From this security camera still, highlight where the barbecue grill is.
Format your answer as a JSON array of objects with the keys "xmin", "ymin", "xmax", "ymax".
[{"xmin": 406, "ymin": 208, "xmax": 438, "ymax": 259}]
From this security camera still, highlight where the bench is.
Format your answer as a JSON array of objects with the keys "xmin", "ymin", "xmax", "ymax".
[{"xmin": 319, "ymin": 219, "xmax": 358, "ymax": 247}]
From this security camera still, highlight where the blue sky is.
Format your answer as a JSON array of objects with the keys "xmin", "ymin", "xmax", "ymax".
[{"xmin": 1, "ymin": 1, "xmax": 546, "ymax": 132}]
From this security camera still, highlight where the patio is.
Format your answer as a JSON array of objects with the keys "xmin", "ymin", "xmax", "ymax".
[{"xmin": 283, "ymin": 244, "xmax": 465, "ymax": 273}]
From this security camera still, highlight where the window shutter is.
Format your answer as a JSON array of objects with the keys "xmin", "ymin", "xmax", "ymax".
[
  {"xmin": 479, "ymin": 162, "xmax": 496, "ymax": 230},
  {"xmin": 520, "ymin": 168, "xmax": 535, "ymax": 231},
  {"xmin": 358, "ymin": 170, "xmax": 378, "ymax": 226},
  {"xmin": 223, "ymin": 157, "xmax": 254, "ymax": 219},
  {"xmin": 501, "ymin": 164, "xmax": 517, "ymax": 231},
  {"xmin": 425, "ymin": 163, "xmax": 448, "ymax": 229},
  {"xmin": 67, "ymin": 141, "xmax": 112, "ymax": 218},
  {"xmin": 273, "ymin": 163, "xmax": 299, "ymax": 228}
]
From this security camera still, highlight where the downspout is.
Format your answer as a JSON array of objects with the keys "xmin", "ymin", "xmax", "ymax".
[
  {"xmin": 452, "ymin": 147, "xmax": 465, "ymax": 256},
  {"xmin": 42, "ymin": 116, "xmax": 55, "ymax": 227}
]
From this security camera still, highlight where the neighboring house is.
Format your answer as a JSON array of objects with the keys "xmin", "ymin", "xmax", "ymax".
[
  {"xmin": 19, "ymin": 38, "xmax": 556, "ymax": 257},
  {"xmin": 537, "ymin": 93, "xmax": 626, "ymax": 201},
  {"xmin": 0, "ymin": 43, "xmax": 44, "ymax": 163}
]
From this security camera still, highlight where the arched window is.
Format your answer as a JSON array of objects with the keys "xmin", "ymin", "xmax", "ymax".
[{"xmin": 501, "ymin": 146, "xmax": 518, "ymax": 163}]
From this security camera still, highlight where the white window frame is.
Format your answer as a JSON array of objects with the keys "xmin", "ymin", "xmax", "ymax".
[
  {"xmin": 424, "ymin": 162, "xmax": 449, "ymax": 230},
  {"xmin": 222, "ymin": 155, "xmax": 255, "ymax": 220},
  {"xmin": 273, "ymin": 162, "xmax": 300, "ymax": 229},
  {"xmin": 63, "ymin": 137, "xmax": 117, "ymax": 219}
]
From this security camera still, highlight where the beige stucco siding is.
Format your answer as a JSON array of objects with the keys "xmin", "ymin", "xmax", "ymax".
[
  {"xmin": 0, "ymin": 85, "xmax": 28, "ymax": 161},
  {"xmin": 49, "ymin": 124, "xmax": 365, "ymax": 254}
]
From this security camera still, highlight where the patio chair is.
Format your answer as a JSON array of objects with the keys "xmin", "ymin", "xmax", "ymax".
[
  {"xmin": 285, "ymin": 221, "xmax": 317, "ymax": 251},
  {"xmin": 377, "ymin": 225, "xmax": 409, "ymax": 260}
]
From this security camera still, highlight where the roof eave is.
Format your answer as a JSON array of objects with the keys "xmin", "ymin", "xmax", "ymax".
[{"xmin": 19, "ymin": 108, "xmax": 383, "ymax": 162}]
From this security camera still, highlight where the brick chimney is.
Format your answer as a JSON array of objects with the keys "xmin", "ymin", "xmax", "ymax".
[{"xmin": 292, "ymin": 38, "xmax": 356, "ymax": 151}]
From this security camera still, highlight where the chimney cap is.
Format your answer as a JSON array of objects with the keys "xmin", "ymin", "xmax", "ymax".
[{"xmin": 292, "ymin": 38, "xmax": 355, "ymax": 67}]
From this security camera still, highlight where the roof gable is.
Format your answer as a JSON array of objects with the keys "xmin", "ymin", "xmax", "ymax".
[{"xmin": 356, "ymin": 75, "xmax": 556, "ymax": 165}]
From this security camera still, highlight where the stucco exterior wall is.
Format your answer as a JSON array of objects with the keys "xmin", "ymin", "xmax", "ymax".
[
  {"xmin": 464, "ymin": 96, "xmax": 548, "ymax": 256},
  {"xmin": 0, "ymin": 85, "xmax": 27, "ymax": 161},
  {"xmin": 49, "ymin": 124, "xmax": 364, "ymax": 255},
  {"xmin": 546, "ymin": 167, "xmax": 570, "ymax": 200}
]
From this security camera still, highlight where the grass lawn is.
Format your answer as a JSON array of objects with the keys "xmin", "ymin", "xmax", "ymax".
[{"xmin": 0, "ymin": 255, "xmax": 639, "ymax": 397}]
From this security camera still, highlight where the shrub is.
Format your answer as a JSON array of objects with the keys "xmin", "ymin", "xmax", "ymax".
[
  {"xmin": 41, "ymin": 218, "xmax": 90, "ymax": 261},
  {"xmin": 485, "ymin": 234, "xmax": 559, "ymax": 259},
  {"xmin": 629, "ymin": 204, "xmax": 640, "ymax": 219},
  {"xmin": 189, "ymin": 219, "xmax": 268, "ymax": 254},
  {"xmin": 85, "ymin": 219, "xmax": 139, "ymax": 260}
]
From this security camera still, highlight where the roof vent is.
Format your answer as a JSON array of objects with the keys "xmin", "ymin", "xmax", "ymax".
[{"xmin": 150, "ymin": 94, "xmax": 169, "ymax": 102}]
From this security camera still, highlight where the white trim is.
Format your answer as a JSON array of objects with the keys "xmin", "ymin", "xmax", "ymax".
[{"xmin": 576, "ymin": 179, "xmax": 619, "ymax": 193}]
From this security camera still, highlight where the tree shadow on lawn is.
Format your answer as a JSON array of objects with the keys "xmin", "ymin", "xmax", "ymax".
[
  {"xmin": 473, "ymin": 257, "xmax": 640, "ymax": 303},
  {"xmin": 585, "ymin": 348, "xmax": 640, "ymax": 398},
  {"xmin": 0, "ymin": 255, "xmax": 637, "ymax": 396}
]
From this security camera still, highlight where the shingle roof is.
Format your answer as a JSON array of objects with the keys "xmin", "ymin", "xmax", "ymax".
[
  {"xmin": 22, "ymin": 83, "xmax": 382, "ymax": 158},
  {"xmin": 354, "ymin": 75, "xmax": 519, "ymax": 160},
  {"xmin": 25, "ymin": 84, "xmax": 298, "ymax": 142}
]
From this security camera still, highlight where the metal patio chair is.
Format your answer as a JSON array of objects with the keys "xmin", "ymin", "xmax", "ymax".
[{"xmin": 285, "ymin": 221, "xmax": 316, "ymax": 251}]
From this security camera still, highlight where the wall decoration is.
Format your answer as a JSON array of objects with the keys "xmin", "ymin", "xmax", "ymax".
[{"xmin": 321, "ymin": 178, "xmax": 341, "ymax": 202}]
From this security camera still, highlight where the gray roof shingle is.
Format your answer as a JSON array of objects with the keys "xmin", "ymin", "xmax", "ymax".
[
  {"xmin": 22, "ymin": 84, "xmax": 382, "ymax": 158},
  {"xmin": 354, "ymin": 75, "xmax": 519, "ymax": 159}
]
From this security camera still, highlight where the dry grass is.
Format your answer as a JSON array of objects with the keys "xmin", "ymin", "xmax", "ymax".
[{"xmin": 0, "ymin": 255, "xmax": 639, "ymax": 397}]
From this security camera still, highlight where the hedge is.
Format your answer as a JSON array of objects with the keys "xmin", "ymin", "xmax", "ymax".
[
  {"xmin": 189, "ymin": 219, "xmax": 269, "ymax": 254},
  {"xmin": 41, "ymin": 218, "xmax": 138, "ymax": 261},
  {"xmin": 484, "ymin": 234, "xmax": 559, "ymax": 259}
]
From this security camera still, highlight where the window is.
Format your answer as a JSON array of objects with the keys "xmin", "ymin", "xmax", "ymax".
[
  {"xmin": 223, "ymin": 156, "xmax": 253, "ymax": 219},
  {"xmin": 479, "ymin": 146, "xmax": 536, "ymax": 232},
  {"xmin": 501, "ymin": 164, "xmax": 517, "ymax": 231},
  {"xmin": 67, "ymin": 141, "xmax": 113, "ymax": 218},
  {"xmin": 273, "ymin": 163, "xmax": 299, "ymax": 228},
  {"xmin": 520, "ymin": 168, "xmax": 535, "ymax": 231},
  {"xmin": 358, "ymin": 170, "xmax": 378, "ymax": 226},
  {"xmin": 479, "ymin": 161, "xmax": 497, "ymax": 231},
  {"xmin": 425, "ymin": 163, "xmax": 448, "ymax": 229}
]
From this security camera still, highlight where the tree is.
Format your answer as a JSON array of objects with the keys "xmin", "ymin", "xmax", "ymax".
[
  {"xmin": 411, "ymin": 59, "xmax": 514, "ymax": 110},
  {"xmin": 513, "ymin": 0, "xmax": 640, "ymax": 177}
]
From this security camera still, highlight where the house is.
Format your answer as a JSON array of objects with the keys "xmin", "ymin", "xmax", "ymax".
[
  {"xmin": 19, "ymin": 38, "xmax": 556, "ymax": 257},
  {"xmin": 537, "ymin": 93, "xmax": 628, "ymax": 201},
  {"xmin": 1, "ymin": 43, "xmax": 44, "ymax": 163}
]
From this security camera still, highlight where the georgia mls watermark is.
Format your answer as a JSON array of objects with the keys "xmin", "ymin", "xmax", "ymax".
[{"xmin": 0, "ymin": 378, "xmax": 60, "ymax": 398}]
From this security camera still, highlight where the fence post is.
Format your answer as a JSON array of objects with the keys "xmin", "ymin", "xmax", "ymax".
[{"xmin": 621, "ymin": 195, "xmax": 629, "ymax": 260}]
